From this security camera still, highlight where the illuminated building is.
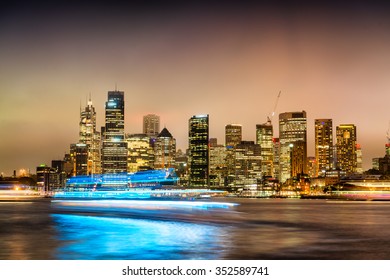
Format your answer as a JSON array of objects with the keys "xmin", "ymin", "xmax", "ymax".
[
  {"xmin": 279, "ymin": 111, "xmax": 307, "ymax": 183},
  {"xmin": 154, "ymin": 128, "xmax": 176, "ymax": 169},
  {"xmin": 315, "ymin": 119, "xmax": 333, "ymax": 176},
  {"xmin": 225, "ymin": 124, "xmax": 242, "ymax": 148},
  {"xmin": 234, "ymin": 141, "xmax": 262, "ymax": 189},
  {"xmin": 79, "ymin": 97, "xmax": 101, "ymax": 174},
  {"xmin": 189, "ymin": 114, "xmax": 209, "ymax": 187},
  {"xmin": 290, "ymin": 140, "xmax": 307, "ymax": 177},
  {"xmin": 36, "ymin": 164, "xmax": 58, "ymax": 192},
  {"xmin": 256, "ymin": 123, "xmax": 273, "ymax": 177},
  {"xmin": 70, "ymin": 143, "xmax": 88, "ymax": 175},
  {"xmin": 143, "ymin": 114, "xmax": 160, "ymax": 137},
  {"xmin": 209, "ymin": 140, "xmax": 227, "ymax": 187},
  {"xmin": 356, "ymin": 144, "xmax": 363, "ymax": 174},
  {"xmin": 307, "ymin": 156, "xmax": 317, "ymax": 178},
  {"xmin": 126, "ymin": 134, "xmax": 154, "ymax": 173},
  {"xmin": 336, "ymin": 124, "xmax": 357, "ymax": 174},
  {"xmin": 102, "ymin": 90, "xmax": 127, "ymax": 173}
]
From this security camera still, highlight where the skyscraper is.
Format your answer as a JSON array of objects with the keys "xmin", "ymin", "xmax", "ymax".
[
  {"xmin": 234, "ymin": 141, "xmax": 262, "ymax": 188},
  {"xmin": 315, "ymin": 119, "xmax": 333, "ymax": 176},
  {"xmin": 256, "ymin": 123, "xmax": 273, "ymax": 177},
  {"xmin": 189, "ymin": 114, "xmax": 209, "ymax": 187},
  {"xmin": 126, "ymin": 134, "xmax": 154, "ymax": 173},
  {"xmin": 79, "ymin": 97, "xmax": 101, "ymax": 174},
  {"xmin": 279, "ymin": 111, "xmax": 307, "ymax": 183},
  {"xmin": 102, "ymin": 90, "xmax": 127, "ymax": 174},
  {"xmin": 143, "ymin": 114, "xmax": 160, "ymax": 137},
  {"xmin": 154, "ymin": 128, "xmax": 176, "ymax": 169},
  {"xmin": 225, "ymin": 124, "xmax": 242, "ymax": 148},
  {"xmin": 336, "ymin": 124, "xmax": 357, "ymax": 174}
]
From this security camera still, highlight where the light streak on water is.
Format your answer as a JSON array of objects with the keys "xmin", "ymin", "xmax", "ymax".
[{"xmin": 51, "ymin": 214, "xmax": 229, "ymax": 260}]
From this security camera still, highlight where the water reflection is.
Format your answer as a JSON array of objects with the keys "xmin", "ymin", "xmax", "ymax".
[{"xmin": 52, "ymin": 214, "xmax": 228, "ymax": 260}]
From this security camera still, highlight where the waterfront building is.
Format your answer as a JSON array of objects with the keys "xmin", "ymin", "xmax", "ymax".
[
  {"xmin": 256, "ymin": 123, "xmax": 274, "ymax": 177},
  {"xmin": 126, "ymin": 134, "xmax": 154, "ymax": 173},
  {"xmin": 143, "ymin": 114, "xmax": 160, "ymax": 137},
  {"xmin": 225, "ymin": 124, "xmax": 242, "ymax": 148},
  {"xmin": 102, "ymin": 90, "xmax": 127, "ymax": 173},
  {"xmin": 36, "ymin": 164, "xmax": 59, "ymax": 192},
  {"xmin": 188, "ymin": 114, "xmax": 209, "ymax": 187},
  {"xmin": 336, "ymin": 124, "xmax": 357, "ymax": 174},
  {"xmin": 279, "ymin": 111, "xmax": 307, "ymax": 183},
  {"xmin": 291, "ymin": 140, "xmax": 307, "ymax": 177},
  {"xmin": 70, "ymin": 143, "xmax": 88, "ymax": 176},
  {"xmin": 79, "ymin": 97, "xmax": 101, "ymax": 174},
  {"xmin": 174, "ymin": 149, "xmax": 189, "ymax": 186},
  {"xmin": 234, "ymin": 141, "xmax": 262, "ymax": 189},
  {"xmin": 315, "ymin": 119, "xmax": 333, "ymax": 176},
  {"xmin": 209, "ymin": 143, "xmax": 228, "ymax": 187},
  {"xmin": 154, "ymin": 128, "xmax": 176, "ymax": 169}
]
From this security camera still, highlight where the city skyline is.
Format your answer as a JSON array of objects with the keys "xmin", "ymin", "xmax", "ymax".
[{"xmin": 1, "ymin": 2, "xmax": 390, "ymax": 175}]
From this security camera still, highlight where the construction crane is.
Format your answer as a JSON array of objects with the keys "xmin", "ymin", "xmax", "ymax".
[{"xmin": 266, "ymin": 90, "xmax": 281, "ymax": 125}]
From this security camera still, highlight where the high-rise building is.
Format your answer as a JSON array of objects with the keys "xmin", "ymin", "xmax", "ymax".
[
  {"xmin": 336, "ymin": 124, "xmax": 357, "ymax": 174},
  {"xmin": 143, "ymin": 114, "xmax": 160, "ymax": 137},
  {"xmin": 79, "ymin": 97, "xmax": 101, "ymax": 174},
  {"xmin": 102, "ymin": 90, "xmax": 127, "ymax": 173},
  {"xmin": 256, "ymin": 123, "xmax": 273, "ymax": 177},
  {"xmin": 188, "ymin": 114, "xmax": 209, "ymax": 187},
  {"xmin": 279, "ymin": 111, "xmax": 307, "ymax": 183},
  {"xmin": 315, "ymin": 119, "xmax": 333, "ymax": 176},
  {"xmin": 70, "ymin": 143, "xmax": 88, "ymax": 175},
  {"xmin": 234, "ymin": 141, "xmax": 262, "ymax": 188},
  {"xmin": 225, "ymin": 124, "xmax": 242, "ymax": 149},
  {"xmin": 290, "ymin": 140, "xmax": 307, "ymax": 177},
  {"xmin": 126, "ymin": 134, "xmax": 154, "ymax": 173},
  {"xmin": 154, "ymin": 128, "xmax": 176, "ymax": 169}
]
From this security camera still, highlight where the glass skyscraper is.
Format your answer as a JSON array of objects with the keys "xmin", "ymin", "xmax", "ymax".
[
  {"xmin": 315, "ymin": 119, "xmax": 333, "ymax": 176},
  {"xmin": 189, "ymin": 114, "xmax": 209, "ymax": 187},
  {"xmin": 102, "ymin": 90, "xmax": 127, "ymax": 174},
  {"xmin": 256, "ymin": 123, "xmax": 274, "ymax": 177},
  {"xmin": 336, "ymin": 124, "xmax": 357, "ymax": 174},
  {"xmin": 279, "ymin": 111, "xmax": 307, "ymax": 183}
]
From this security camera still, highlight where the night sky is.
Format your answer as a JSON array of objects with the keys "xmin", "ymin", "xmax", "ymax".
[{"xmin": 1, "ymin": 1, "xmax": 390, "ymax": 175}]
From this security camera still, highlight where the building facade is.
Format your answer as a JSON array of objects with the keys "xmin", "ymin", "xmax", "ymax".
[
  {"xmin": 102, "ymin": 90, "xmax": 127, "ymax": 173},
  {"xmin": 188, "ymin": 115, "xmax": 209, "ymax": 187},
  {"xmin": 315, "ymin": 119, "xmax": 333, "ymax": 177},
  {"xmin": 336, "ymin": 124, "xmax": 357, "ymax": 174},
  {"xmin": 79, "ymin": 97, "xmax": 101, "ymax": 174},
  {"xmin": 225, "ymin": 124, "xmax": 242, "ymax": 148},
  {"xmin": 143, "ymin": 114, "xmax": 160, "ymax": 137},
  {"xmin": 279, "ymin": 111, "xmax": 307, "ymax": 183},
  {"xmin": 126, "ymin": 134, "xmax": 154, "ymax": 173},
  {"xmin": 234, "ymin": 141, "xmax": 262, "ymax": 189},
  {"xmin": 256, "ymin": 123, "xmax": 274, "ymax": 177},
  {"xmin": 154, "ymin": 128, "xmax": 176, "ymax": 169}
]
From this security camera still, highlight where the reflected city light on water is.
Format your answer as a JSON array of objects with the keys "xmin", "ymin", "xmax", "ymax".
[{"xmin": 51, "ymin": 214, "xmax": 228, "ymax": 260}]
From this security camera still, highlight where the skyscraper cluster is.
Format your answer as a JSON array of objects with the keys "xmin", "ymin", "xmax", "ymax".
[{"xmin": 37, "ymin": 88, "xmax": 369, "ymax": 191}]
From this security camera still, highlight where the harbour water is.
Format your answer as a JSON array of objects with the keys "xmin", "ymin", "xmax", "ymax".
[{"xmin": 1, "ymin": 197, "xmax": 390, "ymax": 260}]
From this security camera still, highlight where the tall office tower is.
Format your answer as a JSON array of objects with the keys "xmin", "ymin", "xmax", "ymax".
[
  {"xmin": 154, "ymin": 128, "xmax": 176, "ymax": 169},
  {"xmin": 315, "ymin": 119, "xmax": 333, "ymax": 177},
  {"xmin": 70, "ymin": 143, "xmax": 88, "ymax": 175},
  {"xmin": 189, "ymin": 114, "xmax": 209, "ymax": 187},
  {"xmin": 279, "ymin": 111, "xmax": 307, "ymax": 183},
  {"xmin": 143, "ymin": 114, "xmax": 160, "ymax": 137},
  {"xmin": 336, "ymin": 124, "xmax": 357, "ymax": 174},
  {"xmin": 291, "ymin": 140, "xmax": 307, "ymax": 177},
  {"xmin": 272, "ymin": 138, "xmax": 280, "ymax": 180},
  {"xmin": 307, "ymin": 157, "xmax": 317, "ymax": 178},
  {"xmin": 79, "ymin": 97, "xmax": 101, "ymax": 174},
  {"xmin": 102, "ymin": 90, "xmax": 127, "ymax": 173},
  {"xmin": 234, "ymin": 141, "xmax": 262, "ymax": 188},
  {"xmin": 225, "ymin": 124, "xmax": 242, "ymax": 148},
  {"xmin": 256, "ymin": 123, "xmax": 274, "ymax": 177},
  {"xmin": 126, "ymin": 134, "xmax": 154, "ymax": 173}
]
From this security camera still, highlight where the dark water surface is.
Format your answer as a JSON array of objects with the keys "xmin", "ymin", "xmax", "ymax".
[{"xmin": 1, "ymin": 197, "xmax": 390, "ymax": 260}]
